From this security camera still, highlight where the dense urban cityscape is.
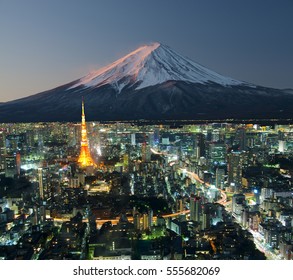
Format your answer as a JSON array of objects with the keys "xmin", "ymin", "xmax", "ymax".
[{"xmin": 0, "ymin": 102, "xmax": 292, "ymax": 260}]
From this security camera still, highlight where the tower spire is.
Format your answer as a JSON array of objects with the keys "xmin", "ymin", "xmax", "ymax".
[
  {"xmin": 82, "ymin": 96, "xmax": 85, "ymax": 116},
  {"xmin": 78, "ymin": 98, "xmax": 95, "ymax": 167}
]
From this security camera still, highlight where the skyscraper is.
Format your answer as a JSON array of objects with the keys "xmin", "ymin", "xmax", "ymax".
[
  {"xmin": 208, "ymin": 143, "xmax": 226, "ymax": 164},
  {"xmin": 123, "ymin": 154, "xmax": 129, "ymax": 173},
  {"xmin": 141, "ymin": 142, "xmax": 146, "ymax": 162},
  {"xmin": 131, "ymin": 133, "xmax": 136, "ymax": 146},
  {"xmin": 38, "ymin": 168, "xmax": 44, "ymax": 200},
  {"xmin": 78, "ymin": 99, "xmax": 95, "ymax": 167},
  {"xmin": 227, "ymin": 152, "xmax": 243, "ymax": 192},
  {"xmin": 215, "ymin": 167, "xmax": 225, "ymax": 189},
  {"xmin": 190, "ymin": 194, "xmax": 202, "ymax": 222},
  {"xmin": 134, "ymin": 213, "xmax": 141, "ymax": 231},
  {"xmin": 4, "ymin": 155, "xmax": 16, "ymax": 178},
  {"xmin": 196, "ymin": 133, "xmax": 206, "ymax": 158},
  {"xmin": 148, "ymin": 209, "xmax": 153, "ymax": 228},
  {"xmin": 202, "ymin": 203, "xmax": 213, "ymax": 230},
  {"xmin": 154, "ymin": 128, "xmax": 160, "ymax": 145},
  {"xmin": 142, "ymin": 213, "xmax": 149, "ymax": 230},
  {"xmin": 236, "ymin": 127, "xmax": 247, "ymax": 151}
]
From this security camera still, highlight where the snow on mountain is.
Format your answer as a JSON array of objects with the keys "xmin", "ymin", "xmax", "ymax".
[
  {"xmin": 69, "ymin": 42, "xmax": 248, "ymax": 92},
  {"xmin": 0, "ymin": 42, "xmax": 292, "ymax": 123}
]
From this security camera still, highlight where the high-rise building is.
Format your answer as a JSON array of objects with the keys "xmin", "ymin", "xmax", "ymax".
[
  {"xmin": 148, "ymin": 132, "xmax": 154, "ymax": 147},
  {"xmin": 146, "ymin": 145, "xmax": 151, "ymax": 162},
  {"xmin": 260, "ymin": 187, "xmax": 274, "ymax": 203},
  {"xmin": 206, "ymin": 129, "xmax": 212, "ymax": 142},
  {"xmin": 141, "ymin": 142, "xmax": 146, "ymax": 162},
  {"xmin": 202, "ymin": 203, "xmax": 212, "ymax": 230},
  {"xmin": 227, "ymin": 152, "xmax": 243, "ymax": 191},
  {"xmin": 4, "ymin": 155, "xmax": 16, "ymax": 178},
  {"xmin": 241, "ymin": 207, "xmax": 249, "ymax": 228},
  {"xmin": 142, "ymin": 213, "xmax": 149, "ymax": 230},
  {"xmin": 78, "ymin": 99, "xmax": 95, "ymax": 167},
  {"xmin": 154, "ymin": 128, "xmax": 160, "ymax": 145},
  {"xmin": 16, "ymin": 152, "xmax": 21, "ymax": 176},
  {"xmin": 209, "ymin": 143, "xmax": 226, "ymax": 164},
  {"xmin": 249, "ymin": 212, "xmax": 260, "ymax": 231},
  {"xmin": 232, "ymin": 194, "xmax": 246, "ymax": 217},
  {"xmin": 190, "ymin": 194, "xmax": 202, "ymax": 222},
  {"xmin": 131, "ymin": 133, "xmax": 136, "ymax": 146},
  {"xmin": 0, "ymin": 130, "xmax": 6, "ymax": 156},
  {"xmin": 176, "ymin": 199, "xmax": 184, "ymax": 212},
  {"xmin": 123, "ymin": 154, "xmax": 129, "ymax": 173},
  {"xmin": 196, "ymin": 133, "xmax": 206, "ymax": 158},
  {"xmin": 134, "ymin": 213, "xmax": 141, "ymax": 230},
  {"xmin": 278, "ymin": 140, "xmax": 286, "ymax": 153},
  {"xmin": 5, "ymin": 134, "xmax": 25, "ymax": 153},
  {"xmin": 38, "ymin": 168, "xmax": 44, "ymax": 200},
  {"xmin": 141, "ymin": 142, "xmax": 151, "ymax": 162},
  {"xmin": 148, "ymin": 209, "xmax": 153, "ymax": 228},
  {"xmin": 236, "ymin": 127, "xmax": 247, "ymax": 151},
  {"xmin": 0, "ymin": 131, "xmax": 6, "ymax": 176},
  {"xmin": 215, "ymin": 168, "xmax": 225, "ymax": 189}
]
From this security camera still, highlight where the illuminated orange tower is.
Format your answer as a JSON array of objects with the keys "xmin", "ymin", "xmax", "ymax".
[{"xmin": 78, "ymin": 98, "xmax": 95, "ymax": 167}]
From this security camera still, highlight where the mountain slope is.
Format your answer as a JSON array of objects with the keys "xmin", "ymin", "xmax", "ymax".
[
  {"xmin": 0, "ymin": 42, "xmax": 292, "ymax": 123},
  {"xmin": 69, "ymin": 42, "xmax": 247, "ymax": 92}
]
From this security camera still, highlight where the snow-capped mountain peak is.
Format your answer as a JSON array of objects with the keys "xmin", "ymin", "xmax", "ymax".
[
  {"xmin": 1, "ymin": 42, "xmax": 292, "ymax": 123},
  {"xmin": 70, "ymin": 42, "xmax": 247, "ymax": 92}
]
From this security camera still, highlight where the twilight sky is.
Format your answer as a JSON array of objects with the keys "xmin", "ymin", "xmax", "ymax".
[{"xmin": 0, "ymin": 0, "xmax": 292, "ymax": 102}]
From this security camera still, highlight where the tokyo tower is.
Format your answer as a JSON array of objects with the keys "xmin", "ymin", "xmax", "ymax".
[{"xmin": 78, "ymin": 98, "xmax": 95, "ymax": 167}]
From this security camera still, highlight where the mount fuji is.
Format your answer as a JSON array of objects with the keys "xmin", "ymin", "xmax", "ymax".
[
  {"xmin": 69, "ymin": 42, "xmax": 247, "ymax": 92},
  {"xmin": 0, "ymin": 42, "xmax": 292, "ymax": 123}
]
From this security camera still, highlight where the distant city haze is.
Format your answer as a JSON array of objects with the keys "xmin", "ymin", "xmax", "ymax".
[{"xmin": 0, "ymin": 0, "xmax": 292, "ymax": 102}]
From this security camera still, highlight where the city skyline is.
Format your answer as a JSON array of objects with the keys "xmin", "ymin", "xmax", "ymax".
[
  {"xmin": 1, "ymin": 0, "xmax": 293, "ymax": 102},
  {"xmin": 0, "ymin": 119, "xmax": 292, "ymax": 260}
]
